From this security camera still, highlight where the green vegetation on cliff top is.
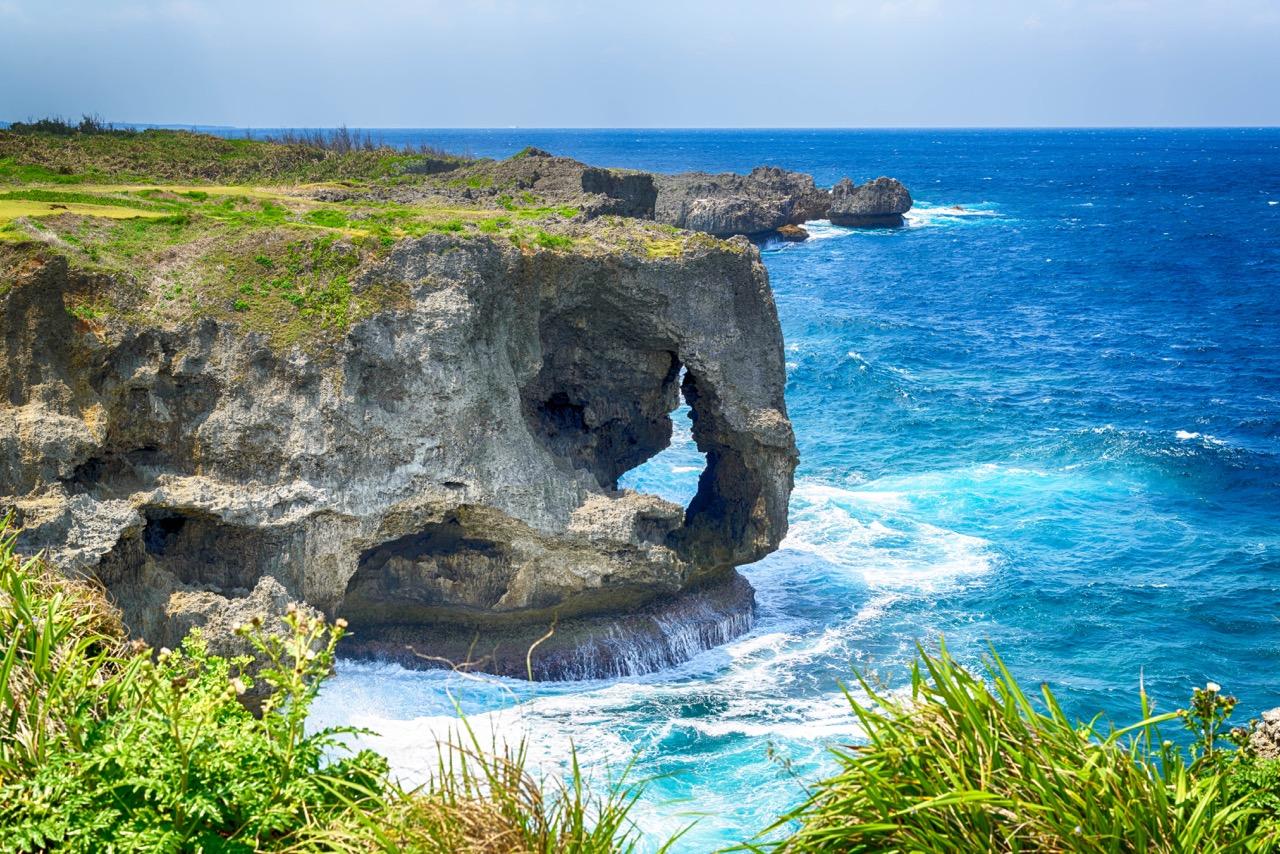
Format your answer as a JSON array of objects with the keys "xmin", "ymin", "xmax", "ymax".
[
  {"xmin": 0, "ymin": 127, "xmax": 729, "ymax": 350},
  {"xmin": 0, "ymin": 123, "xmax": 465, "ymax": 185}
]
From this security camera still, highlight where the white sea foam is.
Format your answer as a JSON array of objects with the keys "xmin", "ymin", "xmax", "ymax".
[
  {"xmin": 319, "ymin": 628, "xmax": 873, "ymax": 798},
  {"xmin": 313, "ymin": 467, "xmax": 1005, "ymax": 852},
  {"xmin": 682, "ymin": 693, "xmax": 864, "ymax": 740},
  {"xmin": 781, "ymin": 480, "xmax": 996, "ymax": 593},
  {"xmin": 799, "ymin": 219, "xmax": 849, "ymax": 240},
  {"xmin": 904, "ymin": 202, "xmax": 1001, "ymax": 228},
  {"xmin": 798, "ymin": 203, "xmax": 1002, "ymax": 239},
  {"xmin": 1174, "ymin": 429, "xmax": 1228, "ymax": 447}
]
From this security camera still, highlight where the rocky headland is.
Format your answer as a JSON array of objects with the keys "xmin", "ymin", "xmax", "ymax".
[
  {"xmin": 0, "ymin": 129, "xmax": 905, "ymax": 678},
  {"xmin": 366, "ymin": 147, "xmax": 913, "ymax": 240}
]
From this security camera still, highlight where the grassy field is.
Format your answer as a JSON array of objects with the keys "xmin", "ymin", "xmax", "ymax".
[
  {"xmin": 0, "ymin": 126, "xmax": 464, "ymax": 186},
  {"xmin": 0, "ymin": 127, "xmax": 730, "ymax": 353}
]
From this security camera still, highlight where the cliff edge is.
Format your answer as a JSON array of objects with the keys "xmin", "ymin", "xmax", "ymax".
[{"xmin": 0, "ymin": 130, "xmax": 797, "ymax": 678}]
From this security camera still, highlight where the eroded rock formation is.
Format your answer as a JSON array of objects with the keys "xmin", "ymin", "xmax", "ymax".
[
  {"xmin": 828, "ymin": 177, "xmax": 913, "ymax": 227},
  {"xmin": 0, "ymin": 230, "xmax": 797, "ymax": 679},
  {"xmin": 651, "ymin": 168, "xmax": 913, "ymax": 236},
  {"xmin": 653, "ymin": 166, "xmax": 831, "ymax": 238}
]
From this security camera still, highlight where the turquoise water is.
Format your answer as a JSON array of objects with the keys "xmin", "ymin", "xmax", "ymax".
[{"xmin": 307, "ymin": 130, "xmax": 1280, "ymax": 850}]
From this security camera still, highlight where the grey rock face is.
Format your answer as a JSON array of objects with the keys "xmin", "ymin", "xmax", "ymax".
[
  {"xmin": 1250, "ymin": 708, "xmax": 1280, "ymax": 759},
  {"xmin": 1, "ymin": 234, "xmax": 796, "ymax": 679},
  {"xmin": 413, "ymin": 148, "xmax": 658, "ymax": 220},
  {"xmin": 654, "ymin": 166, "xmax": 831, "ymax": 238},
  {"xmin": 828, "ymin": 177, "xmax": 913, "ymax": 227}
]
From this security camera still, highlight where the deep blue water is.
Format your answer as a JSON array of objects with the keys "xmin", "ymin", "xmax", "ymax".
[{"xmin": 305, "ymin": 129, "xmax": 1280, "ymax": 850}]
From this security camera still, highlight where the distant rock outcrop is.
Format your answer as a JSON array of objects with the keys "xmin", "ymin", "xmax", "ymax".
[
  {"xmin": 653, "ymin": 166, "xmax": 831, "ymax": 238},
  {"xmin": 486, "ymin": 147, "xmax": 658, "ymax": 219},
  {"xmin": 384, "ymin": 147, "xmax": 659, "ymax": 220},
  {"xmin": 828, "ymin": 177, "xmax": 913, "ymax": 227},
  {"xmin": 652, "ymin": 167, "xmax": 912, "ymax": 236},
  {"xmin": 373, "ymin": 149, "xmax": 912, "ymax": 239}
]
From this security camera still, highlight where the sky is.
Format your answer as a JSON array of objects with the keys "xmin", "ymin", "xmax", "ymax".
[{"xmin": 3, "ymin": 0, "xmax": 1279, "ymax": 128}]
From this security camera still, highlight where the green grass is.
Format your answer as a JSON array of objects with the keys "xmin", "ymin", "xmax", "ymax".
[
  {"xmin": 0, "ymin": 126, "xmax": 748, "ymax": 356},
  {"xmin": 0, "ymin": 128, "xmax": 470, "ymax": 186},
  {"xmin": 67, "ymin": 213, "xmax": 197, "ymax": 264},
  {"xmin": 194, "ymin": 233, "xmax": 387, "ymax": 346},
  {"xmin": 0, "ymin": 189, "xmax": 174, "ymax": 211},
  {"xmin": 534, "ymin": 231, "xmax": 574, "ymax": 250},
  {"xmin": 0, "ymin": 181, "xmax": 593, "ymax": 351},
  {"xmin": 0, "ymin": 157, "xmax": 89, "ymax": 184},
  {"xmin": 644, "ymin": 238, "xmax": 685, "ymax": 259},
  {"xmin": 0, "ymin": 200, "xmax": 175, "ymax": 227},
  {"xmin": 746, "ymin": 642, "xmax": 1280, "ymax": 853},
  {"xmin": 514, "ymin": 205, "xmax": 579, "ymax": 220},
  {"xmin": 446, "ymin": 174, "xmax": 494, "ymax": 190},
  {"xmin": 304, "ymin": 208, "xmax": 349, "ymax": 229}
]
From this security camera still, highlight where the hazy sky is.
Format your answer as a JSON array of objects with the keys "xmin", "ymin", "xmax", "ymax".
[{"xmin": 3, "ymin": 0, "xmax": 1278, "ymax": 127}]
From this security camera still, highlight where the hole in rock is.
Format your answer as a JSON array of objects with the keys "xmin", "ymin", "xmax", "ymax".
[
  {"xmin": 120, "ymin": 508, "xmax": 278, "ymax": 595},
  {"xmin": 65, "ymin": 446, "xmax": 168, "ymax": 495},
  {"xmin": 616, "ymin": 396, "xmax": 706, "ymax": 510},
  {"xmin": 521, "ymin": 349, "xmax": 695, "ymax": 492},
  {"xmin": 343, "ymin": 519, "xmax": 517, "ymax": 617},
  {"xmin": 143, "ymin": 511, "xmax": 186, "ymax": 556},
  {"xmin": 536, "ymin": 392, "xmax": 588, "ymax": 438}
]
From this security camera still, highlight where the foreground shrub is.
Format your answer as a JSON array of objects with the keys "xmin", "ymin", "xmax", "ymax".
[
  {"xmin": 0, "ymin": 525, "xmax": 387, "ymax": 852},
  {"xmin": 753, "ymin": 642, "xmax": 1280, "ymax": 853},
  {"xmin": 0, "ymin": 520, "xmax": 652, "ymax": 853}
]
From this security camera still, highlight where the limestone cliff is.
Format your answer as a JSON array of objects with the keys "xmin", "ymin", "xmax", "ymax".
[{"xmin": 0, "ymin": 216, "xmax": 796, "ymax": 678}]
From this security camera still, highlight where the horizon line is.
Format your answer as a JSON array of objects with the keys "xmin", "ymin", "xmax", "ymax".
[{"xmin": 4, "ymin": 121, "xmax": 1280, "ymax": 132}]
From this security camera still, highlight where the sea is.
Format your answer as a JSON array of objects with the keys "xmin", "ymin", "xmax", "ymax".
[{"xmin": 284, "ymin": 128, "xmax": 1280, "ymax": 851}]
